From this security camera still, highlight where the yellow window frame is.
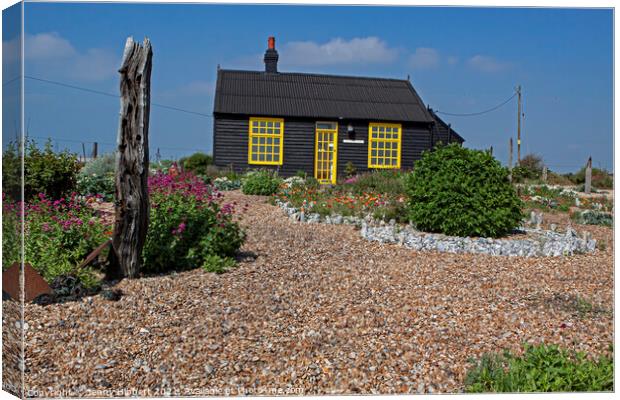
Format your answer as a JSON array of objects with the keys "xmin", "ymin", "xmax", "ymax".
[
  {"xmin": 368, "ymin": 122, "xmax": 402, "ymax": 169},
  {"xmin": 314, "ymin": 122, "xmax": 338, "ymax": 184},
  {"xmin": 248, "ymin": 117, "xmax": 284, "ymax": 165}
]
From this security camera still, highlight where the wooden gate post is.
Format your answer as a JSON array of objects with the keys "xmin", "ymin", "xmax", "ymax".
[
  {"xmin": 585, "ymin": 156, "xmax": 592, "ymax": 194},
  {"xmin": 108, "ymin": 37, "xmax": 153, "ymax": 279}
]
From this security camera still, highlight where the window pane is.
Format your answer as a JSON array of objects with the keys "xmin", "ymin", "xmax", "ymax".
[{"xmin": 265, "ymin": 154, "xmax": 273, "ymax": 162}]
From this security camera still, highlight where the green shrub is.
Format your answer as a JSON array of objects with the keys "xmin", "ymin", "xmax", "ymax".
[
  {"xmin": 515, "ymin": 153, "xmax": 544, "ymax": 181},
  {"xmin": 77, "ymin": 173, "xmax": 115, "ymax": 200},
  {"xmin": 3, "ymin": 139, "xmax": 81, "ymax": 201},
  {"xmin": 406, "ymin": 144, "xmax": 523, "ymax": 238},
  {"xmin": 571, "ymin": 210, "xmax": 613, "ymax": 226},
  {"xmin": 344, "ymin": 161, "xmax": 357, "ymax": 178},
  {"xmin": 201, "ymin": 254, "xmax": 237, "ymax": 274},
  {"xmin": 213, "ymin": 177, "xmax": 241, "ymax": 191},
  {"xmin": 572, "ymin": 167, "xmax": 613, "ymax": 189},
  {"xmin": 2, "ymin": 196, "xmax": 20, "ymax": 271},
  {"xmin": 77, "ymin": 153, "xmax": 116, "ymax": 200},
  {"xmin": 181, "ymin": 152, "xmax": 212, "ymax": 176},
  {"xmin": 2, "ymin": 141, "xmax": 22, "ymax": 201},
  {"xmin": 241, "ymin": 170, "xmax": 282, "ymax": 195},
  {"xmin": 465, "ymin": 344, "xmax": 613, "ymax": 392},
  {"xmin": 142, "ymin": 171, "xmax": 245, "ymax": 273},
  {"xmin": 81, "ymin": 152, "xmax": 115, "ymax": 176},
  {"xmin": 344, "ymin": 170, "xmax": 406, "ymax": 196},
  {"xmin": 3, "ymin": 193, "xmax": 110, "ymax": 288}
]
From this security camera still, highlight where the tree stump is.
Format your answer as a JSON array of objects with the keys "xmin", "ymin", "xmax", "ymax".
[{"xmin": 108, "ymin": 37, "xmax": 153, "ymax": 279}]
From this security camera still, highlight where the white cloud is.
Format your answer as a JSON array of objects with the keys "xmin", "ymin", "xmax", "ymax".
[
  {"xmin": 25, "ymin": 32, "xmax": 75, "ymax": 60},
  {"xmin": 467, "ymin": 55, "xmax": 510, "ymax": 73},
  {"xmin": 281, "ymin": 37, "xmax": 399, "ymax": 67},
  {"xmin": 1, "ymin": 32, "xmax": 119, "ymax": 81},
  {"xmin": 408, "ymin": 47, "xmax": 439, "ymax": 70}
]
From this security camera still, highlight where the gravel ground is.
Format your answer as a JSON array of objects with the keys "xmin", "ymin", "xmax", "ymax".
[{"xmin": 22, "ymin": 191, "xmax": 613, "ymax": 396}]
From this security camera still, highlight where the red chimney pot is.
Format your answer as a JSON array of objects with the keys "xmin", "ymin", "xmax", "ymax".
[{"xmin": 268, "ymin": 36, "xmax": 275, "ymax": 50}]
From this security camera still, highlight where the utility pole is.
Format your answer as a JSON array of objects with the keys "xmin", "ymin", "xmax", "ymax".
[
  {"xmin": 508, "ymin": 137, "xmax": 513, "ymax": 183},
  {"xmin": 516, "ymin": 85, "xmax": 522, "ymax": 165}
]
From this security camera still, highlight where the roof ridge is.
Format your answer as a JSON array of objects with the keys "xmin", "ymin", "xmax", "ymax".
[
  {"xmin": 219, "ymin": 92, "xmax": 424, "ymax": 106},
  {"xmin": 218, "ymin": 68, "xmax": 409, "ymax": 83}
]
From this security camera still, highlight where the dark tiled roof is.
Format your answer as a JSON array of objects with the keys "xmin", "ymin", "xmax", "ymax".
[
  {"xmin": 429, "ymin": 108, "xmax": 465, "ymax": 143},
  {"xmin": 214, "ymin": 69, "xmax": 434, "ymax": 123}
]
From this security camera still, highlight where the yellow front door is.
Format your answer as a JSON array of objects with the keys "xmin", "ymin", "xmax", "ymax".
[{"xmin": 314, "ymin": 122, "xmax": 338, "ymax": 184}]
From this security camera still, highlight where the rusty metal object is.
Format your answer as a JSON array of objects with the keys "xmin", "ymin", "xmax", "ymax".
[{"xmin": 2, "ymin": 262, "xmax": 52, "ymax": 302}]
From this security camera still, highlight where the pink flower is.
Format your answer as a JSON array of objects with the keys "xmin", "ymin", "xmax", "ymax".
[{"xmin": 41, "ymin": 223, "xmax": 51, "ymax": 232}]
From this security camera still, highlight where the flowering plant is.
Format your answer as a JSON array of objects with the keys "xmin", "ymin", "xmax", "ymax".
[
  {"xmin": 3, "ymin": 192, "xmax": 110, "ymax": 287},
  {"xmin": 142, "ymin": 171, "xmax": 245, "ymax": 273}
]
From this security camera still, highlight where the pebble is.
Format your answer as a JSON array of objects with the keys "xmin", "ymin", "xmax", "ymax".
[{"xmin": 277, "ymin": 200, "xmax": 596, "ymax": 257}]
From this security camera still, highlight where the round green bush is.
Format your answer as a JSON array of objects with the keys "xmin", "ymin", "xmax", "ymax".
[
  {"xmin": 406, "ymin": 144, "xmax": 523, "ymax": 238},
  {"xmin": 181, "ymin": 152, "xmax": 213, "ymax": 176},
  {"xmin": 241, "ymin": 170, "xmax": 282, "ymax": 196},
  {"xmin": 3, "ymin": 139, "xmax": 81, "ymax": 201}
]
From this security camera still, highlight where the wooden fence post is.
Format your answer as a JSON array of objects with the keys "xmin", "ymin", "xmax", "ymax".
[
  {"xmin": 92, "ymin": 142, "xmax": 98, "ymax": 159},
  {"xmin": 108, "ymin": 37, "xmax": 153, "ymax": 279},
  {"xmin": 585, "ymin": 156, "xmax": 592, "ymax": 194},
  {"xmin": 542, "ymin": 166, "xmax": 548, "ymax": 182}
]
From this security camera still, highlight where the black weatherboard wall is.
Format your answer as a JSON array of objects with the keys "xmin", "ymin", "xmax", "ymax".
[
  {"xmin": 212, "ymin": 37, "xmax": 464, "ymax": 179},
  {"xmin": 213, "ymin": 114, "xmax": 435, "ymax": 176}
]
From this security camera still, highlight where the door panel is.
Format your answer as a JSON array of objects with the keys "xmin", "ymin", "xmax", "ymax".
[{"xmin": 314, "ymin": 122, "xmax": 338, "ymax": 184}]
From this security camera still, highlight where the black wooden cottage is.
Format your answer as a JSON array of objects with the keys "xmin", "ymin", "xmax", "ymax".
[{"xmin": 213, "ymin": 37, "xmax": 464, "ymax": 184}]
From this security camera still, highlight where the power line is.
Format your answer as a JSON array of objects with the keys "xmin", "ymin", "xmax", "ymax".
[
  {"xmin": 25, "ymin": 75, "xmax": 213, "ymax": 118},
  {"xmin": 434, "ymin": 92, "xmax": 517, "ymax": 117},
  {"xmin": 27, "ymin": 135, "xmax": 207, "ymax": 153}
]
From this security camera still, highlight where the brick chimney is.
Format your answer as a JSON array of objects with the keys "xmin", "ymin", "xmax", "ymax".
[{"xmin": 264, "ymin": 36, "xmax": 279, "ymax": 73}]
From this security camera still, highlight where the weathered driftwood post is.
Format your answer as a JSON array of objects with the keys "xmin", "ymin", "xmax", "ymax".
[
  {"xmin": 585, "ymin": 156, "xmax": 592, "ymax": 194},
  {"xmin": 108, "ymin": 37, "xmax": 153, "ymax": 279}
]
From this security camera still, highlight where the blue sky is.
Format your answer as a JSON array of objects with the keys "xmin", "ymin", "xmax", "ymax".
[{"xmin": 3, "ymin": 4, "xmax": 613, "ymax": 172}]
